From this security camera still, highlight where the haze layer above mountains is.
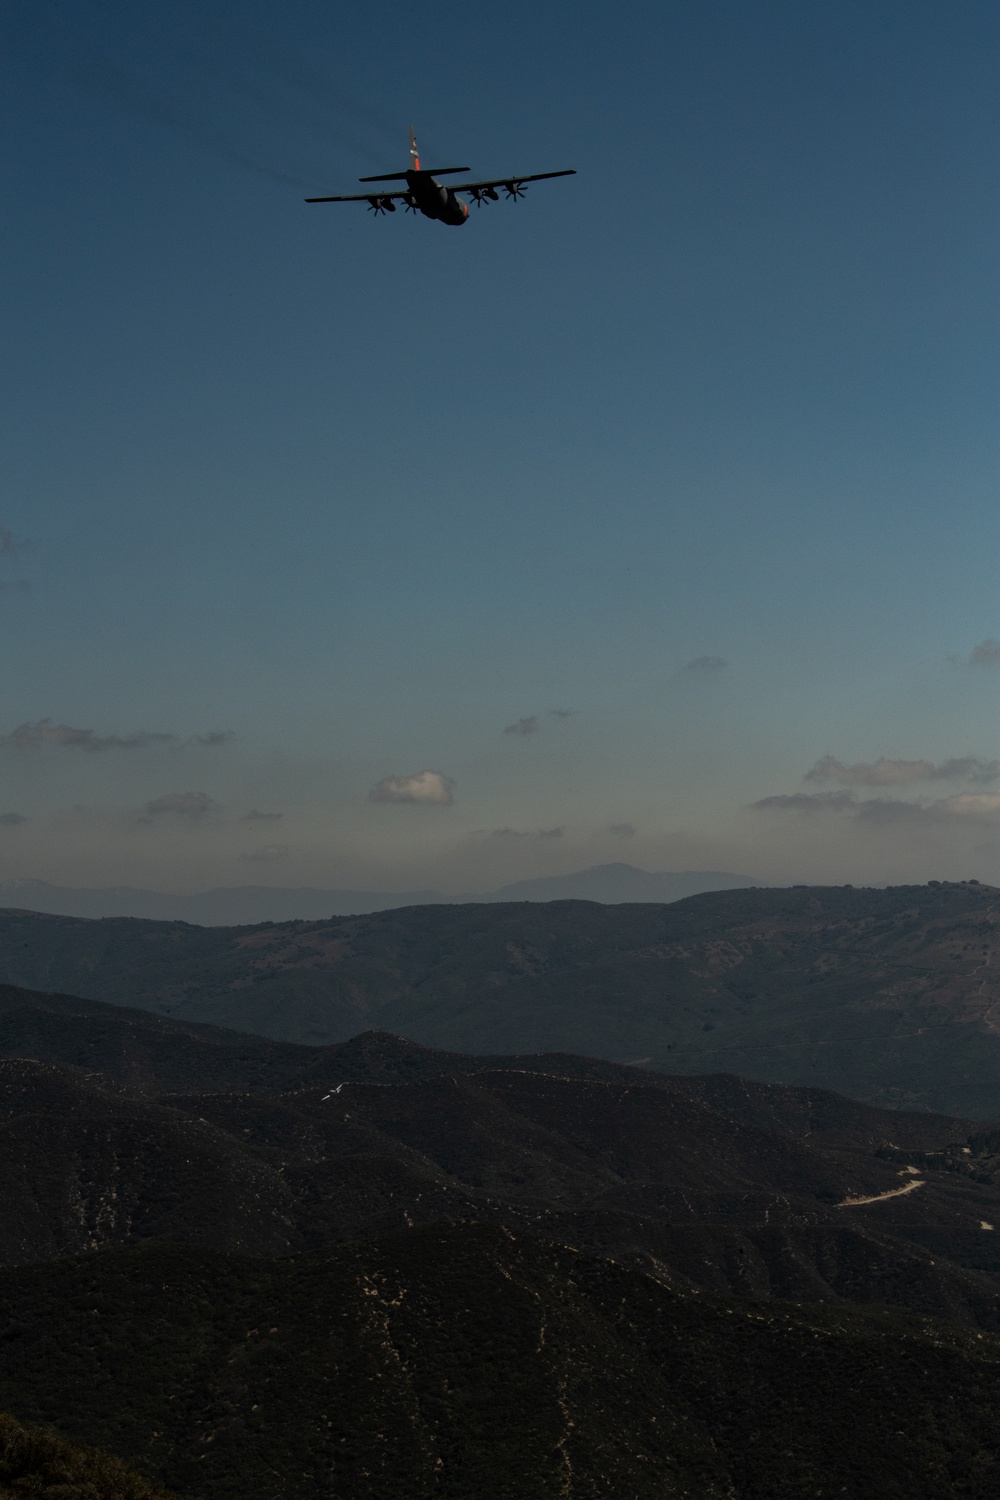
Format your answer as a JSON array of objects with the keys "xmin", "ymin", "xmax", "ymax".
[
  {"xmin": 0, "ymin": 864, "xmax": 757, "ymax": 924},
  {"xmin": 0, "ymin": 882, "xmax": 996, "ymax": 1115}
]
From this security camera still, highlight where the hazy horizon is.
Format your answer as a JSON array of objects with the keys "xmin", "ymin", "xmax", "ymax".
[{"xmin": 2, "ymin": 0, "xmax": 997, "ymax": 895}]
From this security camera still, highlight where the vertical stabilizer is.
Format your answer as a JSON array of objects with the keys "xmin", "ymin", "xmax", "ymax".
[{"xmin": 409, "ymin": 126, "xmax": 420, "ymax": 172}]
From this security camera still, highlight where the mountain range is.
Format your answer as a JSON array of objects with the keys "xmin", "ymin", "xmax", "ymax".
[
  {"xmin": 0, "ymin": 864, "xmax": 758, "ymax": 924},
  {"xmin": 0, "ymin": 881, "xmax": 996, "ymax": 1114},
  {"xmin": 2, "ymin": 883, "xmax": 1000, "ymax": 1494}
]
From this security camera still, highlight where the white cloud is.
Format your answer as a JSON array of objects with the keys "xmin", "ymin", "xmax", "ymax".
[{"xmin": 369, "ymin": 770, "xmax": 455, "ymax": 805}]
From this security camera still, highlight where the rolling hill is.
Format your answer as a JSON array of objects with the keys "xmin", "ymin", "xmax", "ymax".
[{"xmin": 2, "ymin": 998, "xmax": 1000, "ymax": 1326}]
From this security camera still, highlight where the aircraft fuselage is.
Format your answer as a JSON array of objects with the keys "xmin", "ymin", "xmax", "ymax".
[{"xmin": 406, "ymin": 169, "xmax": 469, "ymax": 226}]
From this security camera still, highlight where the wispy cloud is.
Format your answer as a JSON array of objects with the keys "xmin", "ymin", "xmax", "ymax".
[
  {"xmin": 1, "ymin": 719, "xmax": 234, "ymax": 751},
  {"xmin": 609, "ymin": 822, "xmax": 637, "ymax": 838},
  {"xmin": 490, "ymin": 825, "xmax": 564, "ymax": 839},
  {"xmin": 805, "ymin": 754, "xmax": 999, "ymax": 787},
  {"xmin": 547, "ymin": 708, "xmax": 577, "ymax": 718},
  {"xmin": 192, "ymin": 730, "xmax": 235, "ymax": 747},
  {"xmin": 2, "ymin": 720, "xmax": 176, "ymax": 751},
  {"xmin": 684, "ymin": 655, "xmax": 727, "ymax": 673},
  {"xmin": 753, "ymin": 791, "xmax": 857, "ymax": 815},
  {"xmin": 239, "ymin": 843, "xmax": 288, "ymax": 863},
  {"xmin": 242, "ymin": 808, "xmax": 283, "ymax": 822},
  {"xmin": 0, "ymin": 812, "xmax": 27, "ymax": 827},
  {"xmin": 503, "ymin": 715, "xmax": 540, "ymax": 736},
  {"xmin": 753, "ymin": 789, "xmax": 1000, "ymax": 827},
  {"xmin": 144, "ymin": 791, "xmax": 220, "ymax": 819},
  {"xmin": 369, "ymin": 770, "xmax": 455, "ymax": 805},
  {"xmin": 971, "ymin": 639, "xmax": 1000, "ymax": 667}
]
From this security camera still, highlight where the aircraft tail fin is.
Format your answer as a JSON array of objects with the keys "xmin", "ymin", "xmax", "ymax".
[{"xmin": 409, "ymin": 126, "xmax": 420, "ymax": 172}]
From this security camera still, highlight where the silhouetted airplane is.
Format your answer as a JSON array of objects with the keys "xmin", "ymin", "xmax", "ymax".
[{"xmin": 306, "ymin": 127, "xmax": 575, "ymax": 226}]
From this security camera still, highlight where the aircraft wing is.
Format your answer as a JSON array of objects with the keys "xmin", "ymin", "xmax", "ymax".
[
  {"xmin": 304, "ymin": 189, "xmax": 410, "ymax": 203},
  {"xmin": 449, "ymin": 170, "xmax": 576, "ymax": 192}
]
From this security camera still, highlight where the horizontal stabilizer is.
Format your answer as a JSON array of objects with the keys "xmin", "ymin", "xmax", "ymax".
[{"xmin": 358, "ymin": 166, "xmax": 471, "ymax": 182}]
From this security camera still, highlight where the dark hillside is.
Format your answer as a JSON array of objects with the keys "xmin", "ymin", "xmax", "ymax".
[
  {"xmin": 6, "ymin": 1040, "xmax": 1000, "ymax": 1323},
  {"xmin": 1, "ymin": 1226, "xmax": 999, "ymax": 1499},
  {"xmin": 0, "ymin": 882, "xmax": 997, "ymax": 1112},
  {"xmin": 0, "ymin": 1412, "xmax": 178, "ymax": 1499}
]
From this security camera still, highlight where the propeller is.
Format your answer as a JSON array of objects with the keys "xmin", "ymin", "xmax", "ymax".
[
  {"xmin": 503, "ymin": 180, "xmax": 528, "ymax": 201},
  {"xmin": 367, "ymin": 196, "xmax": 396, "ymax": 216},
  {"xmin": 403, "ymin": 193, "xmax": 419, "ymax": 213}
]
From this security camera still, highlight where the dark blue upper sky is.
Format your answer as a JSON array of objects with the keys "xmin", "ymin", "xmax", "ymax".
[{"xmin": 1, "ymin": 0, "xmax": 997, "ymax": 892}]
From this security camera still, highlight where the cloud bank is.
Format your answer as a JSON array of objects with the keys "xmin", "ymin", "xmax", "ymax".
[
  {"xmin": 753, "ymin": 789, "xmax": 1000, "ymax": 828},
  {"xmin": 806, "ymin": 755, "xmax": 999, "ymax": 787},
  {"xmin": 369, "ymin": 770, "xmax": 455, "ymax": 805},
  {"xmin": 0, "ymin": 812, "xmax": 27, "ymax": 827}
]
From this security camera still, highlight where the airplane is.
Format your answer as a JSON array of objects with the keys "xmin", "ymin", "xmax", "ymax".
[{"xmin": 305, "ymin": 127, "xmax": 575, "ymax": 227}]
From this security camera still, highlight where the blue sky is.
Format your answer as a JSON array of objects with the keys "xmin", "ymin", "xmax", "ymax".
[{"xmin": 1, "ymin": 0, "xmax": 997, "ymax": 893}]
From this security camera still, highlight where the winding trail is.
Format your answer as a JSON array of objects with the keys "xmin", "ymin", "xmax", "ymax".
[{"xmin": 837, "ymin": 1179, "xmax": 925, "ymax": 1208}]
